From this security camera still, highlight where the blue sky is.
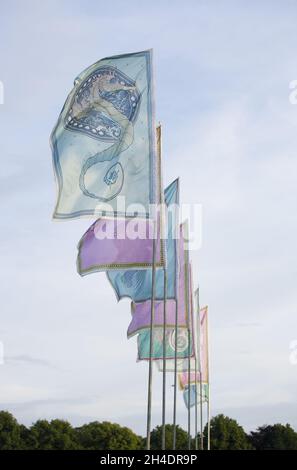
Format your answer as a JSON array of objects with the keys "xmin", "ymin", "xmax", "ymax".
[{"xmin": 0, "ymin": 0, "xmax": 296, "ymax": 435}]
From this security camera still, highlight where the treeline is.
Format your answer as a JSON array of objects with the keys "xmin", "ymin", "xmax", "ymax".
[{"xmin": 0, "ymin": 411, "xmax": 297, "ymax": 450}]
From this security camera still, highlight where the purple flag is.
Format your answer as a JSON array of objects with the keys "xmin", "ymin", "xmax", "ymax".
[{"xmin": 77, "ymin": 217, "xmax": 164, "ymax": 275}]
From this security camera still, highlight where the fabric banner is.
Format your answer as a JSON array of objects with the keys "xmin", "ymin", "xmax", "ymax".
[
  {"xmin": 77, "ymin": 216, "xmax": 164, "ymax": 274},
  {"xmin": 106, "ymin": 179, "xmax": 179, "ymax": 298},
  {"xmin": 183, "ymin": 383, "xmax": 209, "ymax": 409},
  {"xmin": 51, "ymin": 50, "xmax": 158, "ymax": 220},
  {"xmin": 137, "ymin": 327, "xmax": 194, "ymax": 361},
  {"xmin": 178, "ymin": 306, "xmax": 209, "ymax": 390}
]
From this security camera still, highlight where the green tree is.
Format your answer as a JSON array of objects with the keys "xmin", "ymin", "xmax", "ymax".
[
  {"xmin": 150, "ymin": 424, "xmax": 188, "ymax": 450},
  {"xmin": 29, "ymin": 419, "xmax": 78, "ymax": 450},
  {"xmin": 0, "ymin": 411, "xmax": 22, "ymax": 450},
  {"xmin": 250, "ymin": 424, "xmax": 297, "ymax": 450},
  {"xmin": 206, "ymin": 414, "xmax": 252, "ymax": 450},
  {"xmin": 75, "ymin": 421, "xmax": 142, "ymax": 450}
]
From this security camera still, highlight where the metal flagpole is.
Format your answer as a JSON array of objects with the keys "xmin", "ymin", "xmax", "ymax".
[
  {"xmin": 158, "ymin": 124, "xmax": 167, "ymax": 451},
  {"xmin": 206, "ymin": 308, "xmax": 210, "ymax": 450},
  {"xmin": 187, "ymin": 327, "xmax": 191, "ymax": 450},
  {"xmin": 146, "ymin": 217, "xmax": 157, "ymax": 450},
  {"xmin": 207, "ymin": 386, "xmax": 210, "ymax": 450},
  {"xmin": 194, "ymin": 318, "xmax": 198, "ymax": 450},
  {"xmin": 194, "ymin": 282, "xmax": 200, "ymax": 450},
  {"xmin": 172, "ymin": 296, "xmax": 178, "ymax": 449},
  {"xmin": 162, "ymin": 267, "xmax": 167, "ymax": 450},
  {"xmin": 172, "ymin": 213, "xmax": 180, "ymax": 450},
  {"xmin": 196, "ymin": 287, "xmax": 204, "ymax": 450},
  {"xmin": 200, "ymin": 376, "xmax": 204, "ymax": 450},
  {"xmin": 194, "ymin": 355, "xmax": 198, "ymax": 450},
  {"xmin": 146, "ymin": 124, "xmax": 161, "ymax": 451}
]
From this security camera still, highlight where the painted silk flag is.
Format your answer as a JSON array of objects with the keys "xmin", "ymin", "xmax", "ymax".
[
  {"xmin": 51, "ymin": 50, "xmax": 158, "ymax": 220},
  {"xmin": 183, "ymin": 383, "xmax": 209, "ymax": 409},
  {"xmin": 137, "ymin": 327, "xmax": 194, "ymax": 361},
  {"xmin": 77, "ymin": 217, "xmax": 164, "ymax": 273},
  {"xmin": 127, "ymin": 221, "xmax": 186, "ymax": 337},
  {"xmin": 106, "ymin": 179, "xmax": 179, "ymax": 297},
  {"xmin": 178, "ymin": 306, "xmax": 209, "ymax": 390}
]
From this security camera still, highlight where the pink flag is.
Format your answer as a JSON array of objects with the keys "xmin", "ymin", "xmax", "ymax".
[{"xmin": 178, "ymin": 306, "xmax": 209, "ymax": 389}]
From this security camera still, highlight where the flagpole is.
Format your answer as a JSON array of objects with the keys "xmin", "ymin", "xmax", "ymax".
[
  {"xmin": 194, "ymin": 285, "xmax": 199, "ymax": 450},
  {"xmin": 194, "ymin": 344, "xmax": 198, "ymax": 450},
  {"xmin": 196, "ymin": 287, "xmax": 204, "ymax": 450},
  {"xmin": 161, "ymin": 266, "xmax": 167, "ymax": 450},
  {"xmin": 158, "ymin": 123, "xmax": 167, "ymax": 451},
  {"xmin": 172, "ymin": 222, "xmax": 180, "ymax": 450},
  {"xmin": 172, "ymin": 298, "xmax": 178, "ymax": 449},
  {"xmin": 199, "ymin": 377, "xmax": 204, "ymax": 450},
  {"xmin": 146, "ymin": 219, "xmax": 157, "ymax": 450},
  {"xmin": 206, "ymin": 308, "xmax": 210, "ymax": 450},
  {"xmin": 187, "ymin": 327, "xmax": 191, "ymax": 450},
  {"xmin": 207, "ymin": 386, "xmax": 210, "ymax": 450}
]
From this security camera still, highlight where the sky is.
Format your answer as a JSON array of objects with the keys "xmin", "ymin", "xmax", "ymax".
[{"xmin": 0, "ymin": 0, "xmax": 296, "ymax": 436}]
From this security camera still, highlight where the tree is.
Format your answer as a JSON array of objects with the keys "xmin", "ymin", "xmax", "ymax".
[
  {"xmin": 250, "ymin": 424, "xmax": 297, "ymax": 450},
  {"xmin": 0, "ymin": 411, "xmax": 23, "ymax": 450},
  {"xmin": 206, "ymin": 414, "xmax": 252, "ymax": 450},
  {"xmin": 75, "ymin": 421, "xmax": 142, "ymax": 450},
  {"xmin": 150, "ymin": 424, "xmax": 188, "ymax": 450},
  {"xmin": 29, "ymin": 419, "xmax": 78, "ymax": 450}
]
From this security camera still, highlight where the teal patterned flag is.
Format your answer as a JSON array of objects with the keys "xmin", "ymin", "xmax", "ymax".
[
  {"xmin": 51, "ymin": 50, "xmax": 158, "ymax": 219},
  {"xmin": 137, "ymin": 326, "xmax": 194, "ymax": 361}
]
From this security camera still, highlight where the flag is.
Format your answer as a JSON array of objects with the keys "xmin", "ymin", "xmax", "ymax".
[
  {"xmin": 77, "ymin": 216, "xmax": 165, "ymax": 274},
  {"xmin": 106, "ymin": 179, "xmax": 179, "ymax": 299},
  {"xmin": 127, "ymin": 221, "xmax": 188, "ymax": 337},
  {"xmin": 183, "ymin": 383, "xmax": 209, "ymax": 409},
  {"xmin": 137, "ymin": 326, "xmax": 194, "ymax": 361},
  {"xmin": 178, "ymin": 306, "xmax": 209, "ymax": 390},
  {"xmin": 51, "ymin": 50, "xmax": 158, "ymax": 220}
]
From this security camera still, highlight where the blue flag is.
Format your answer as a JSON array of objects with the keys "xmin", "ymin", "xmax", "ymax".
[
  {"xmin": 107, "ymin": 179, "xmax": 179, "ymax": 301},
  {"xmin": 51, "ymin": 50, "xmax": 158, "ymax": 219},
  {"xmin": 183, "ymin": 383, "xmax": 209, "ymax": 409}
]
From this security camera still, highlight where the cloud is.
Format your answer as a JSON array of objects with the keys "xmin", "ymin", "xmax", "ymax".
[{"xmin": 5, "ymin": 355, "xmax": 55, "ymax": 368}]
